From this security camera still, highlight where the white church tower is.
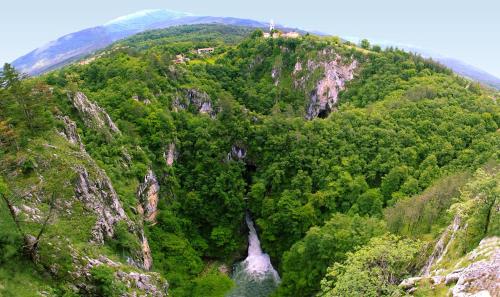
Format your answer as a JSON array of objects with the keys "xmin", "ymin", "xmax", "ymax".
[{"xmin": 270, "ymin": 19, "xmax": 275, "ymax": 32}]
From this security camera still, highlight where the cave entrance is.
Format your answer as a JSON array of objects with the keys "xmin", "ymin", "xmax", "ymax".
[{"xmin": 317, "ymin": 109, "xmax": 330, "ymax": 118}]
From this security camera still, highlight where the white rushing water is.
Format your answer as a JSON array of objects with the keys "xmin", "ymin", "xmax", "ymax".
[{"xmin": 226, "ymin": 214, "xmax": 280, "ymax": 297}]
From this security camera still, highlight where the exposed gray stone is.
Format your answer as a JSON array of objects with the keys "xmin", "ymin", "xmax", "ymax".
[
  {"xmin": 70, "ymin": 92, "xmax": 120, "ymax": 134},
  {"xmin": 164, "ymin": 143, "xmax": 177, "ymax": 167},
  {"xmin": 56, "ymin": 115, "xmax": 85, "ymax": 150},
  {"xmin": 79, "ymin": 255, "xmax": 167, "ymax": 296},
  {"xmin": 136, "ymin": 169, "xmax": 160, "ymax": 223},
  {"xmin": 421, "ymin": 215, "xmax": 462, "ymax": 276},
  {"xmin": 74, "ymin": 166, "xmax": 126, "ymax": 244},
  {"xmin": 399, "ymin": 276, "xmax": 423, "ymax": 290},
  {"xmin": 227, "ymin": 145, "xmax": 247, "ymax": 162},
  {"xmin": 305, "ymin": 56, "xmax": 357, "ymax": 119},
  {"xmin": 173, "ymin": 89, "xmax": 216, "ymax": 117},
  {"xmin": 450, "ymin": 238, "xmax": 499, "ymax": 297}
]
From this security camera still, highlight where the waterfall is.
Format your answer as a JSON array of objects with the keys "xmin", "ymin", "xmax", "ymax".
[{"xmin": 226, "ymin": 214, "xmax": 281, "ymax": 297}]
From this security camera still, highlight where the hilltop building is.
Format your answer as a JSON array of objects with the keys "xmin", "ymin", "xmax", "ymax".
[{"xmin": 263, "ymin": 19, "xmax": 300, "ymax": 39}]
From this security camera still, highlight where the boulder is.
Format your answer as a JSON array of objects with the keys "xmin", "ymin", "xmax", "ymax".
[
  {"xmin": 227, "ymin": 145, "xmax": 247, "ymax": 162},
  {"xmin": 399, "ymin": 276, "xmax": 423, "ymax": 290}
]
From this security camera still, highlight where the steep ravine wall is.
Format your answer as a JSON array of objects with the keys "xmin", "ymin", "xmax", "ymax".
[
  {"xmin": 4, "ymin": 104, "xmax": 169, "ymax": 295},
  {"xmin": 291, "ymin": 50, "xmax": 357, "ymax": 120},
  {"xmin": 400, "ymin": 169, "xmax": 499, "ymax": 296}
]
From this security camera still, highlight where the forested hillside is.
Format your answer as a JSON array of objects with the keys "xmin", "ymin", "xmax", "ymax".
[{"xmin": 1, "ymin": 24, "xmax": 498, "ymax": 297}]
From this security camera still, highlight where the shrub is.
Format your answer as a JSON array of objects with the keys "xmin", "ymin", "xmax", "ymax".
[{"xmin": 90, "ymin": 265, "xmax": 126, "ymax": 297}]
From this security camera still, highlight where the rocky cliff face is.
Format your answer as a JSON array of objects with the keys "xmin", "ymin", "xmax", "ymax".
[
  {"xmin": 293, "ymin": 50, "xmax": 357, "ymax": 119},
  {"xmin": 448, "ymin": 237, "xmax": 499, "ymax": 297},
  {"xmin": 138, "ymin": 229, "xmax": 153, "ymax": 271},
  {"xmin": 164, "ymin": 142, "xmax": 177, "ymax": 167},
  {"xmin": 400, "ymin": 169, "xmax": 499, "ymax": 296},
  {"xmin": 173, "ymin": 89, "xmax": 216, "ymax": 117},
  {"xmin": 57, "ymin": 115, "xmax": 85, "ymax": 150},
  {"xmin": 73, "ymin": 154, "xmax": 153, "ymax": 271},
  {"xmin": 70, "ymin": 92, "xmax": 121, "ymax": 135},
  {"xmin": 137, "ymin": 169, "xmax": 160, "ymax": 223},
  {"xmin": 401, "ymin": 237, "xmax": 500, "ymax": 297},
  {"xmin": 421, "ymin": 215, "xmax": 462, "ymax": 276},
  {"xmin": 2, "ymin": 113, "xmax": 162, "ymax": 293},
  {"xmin": 227, "ymin": 145, "xmax": 247, "ymax": 162},
  {"xmin": 76, "ymin": 254, "xmax": 167, "ymax": 296},
  {"xmin": 74, "ymin": 165, "xmax": 127, "ymax": 244}
]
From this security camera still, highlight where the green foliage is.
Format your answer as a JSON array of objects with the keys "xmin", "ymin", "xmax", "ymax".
[
  {"xmin": 0, "ymin": 201, "xmax": 22, "ymax": 264},
  {"xmin": 274, "ymin": 214, "xmax": 386, "ymax": 297},
  {"xmin": 0, "ymin": 259, "xmax": 57, "ymax": 297},
  {"xmin": 1, "ymin": 24, "xmax": 499, "ymax": 296},
  {"xmin": 447, "ymin": 167, "xmax": 499, "ymax": 255},
  {"xmin": 385, "ymin": 171, "xmax": 471, "ymax": 237},
  {"xmin": 318, "ymin": 234, "xmax": 422, "ymax": 297},
  {"xmin": 108, "ymin": 221, "xmax": 141, "ymax": 257},
  {"xmin": 360, "ymin": 39, "xmax": 371, "ymax": 49},
  {"xmin": 190, "ymin": 270, "xmax": 234, "ymax": 297},
  {"xmin": 354, "ymin": 188, "xmax": 383, "ymax": 216},
  {"xmin": 90, "ymin": 265, "xmax": 126, "ymax": 297},
  {"xmin": 340, "ymin": 50, "xmax": 453, "ymax": 107},
  {"xmin": 0, "ymin": 64, "xmax": 54, "ymax": 146}
]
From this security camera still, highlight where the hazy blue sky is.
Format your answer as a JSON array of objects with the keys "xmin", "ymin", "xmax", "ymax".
[{"xmin": 1, "ymin": 0, "xmax": 499, "ymax": 77}]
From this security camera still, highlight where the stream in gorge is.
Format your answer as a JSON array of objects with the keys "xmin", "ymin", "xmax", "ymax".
[{"xmin": 226, "ymin": 213, "xmax": 281, "ymax": 297}]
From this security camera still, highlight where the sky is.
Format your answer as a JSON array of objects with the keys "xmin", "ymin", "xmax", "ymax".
[{"xmin": 1, "ymin": 0, "xmax": 499, "ymax": 77}]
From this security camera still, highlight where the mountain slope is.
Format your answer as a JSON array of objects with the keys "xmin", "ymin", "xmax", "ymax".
[
  {"xmin": 400, "ymin": 46, "xmax": 500, "ymax": 90},
  {"xmin": 437, "ymin": 57, "xmax": 500, "ymax": 89},
  {"xmin": 343, "ymin": 38, "xmax": 500, "ymax": 91}
]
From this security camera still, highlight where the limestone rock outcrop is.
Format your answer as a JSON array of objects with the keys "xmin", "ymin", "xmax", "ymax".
[
  {"xmin": 227, "ymin": 145, "xmax": 247, "ymax": 162},
  {"xmin": 421, "ymin": 215, "xmax": 462, "ymax": 276},
  {"xmin": 173, "ymin": 89, "xmax": 215, "ymax": 116},
  {"xmin": 57, "ymin": 115, "xmax": 85, "ymax": 150},
  {"xmin": 400, "ymin": 236, "xmax": 499, "ymax": 296},
  {"xmin": 293, "ymin": 50, "xmax": 357, "ymax": 120},
  {"xmin": 70, "ymin": 92, "xmax": 120, "ymax": 134},
  {"xmin": 449, "ymin": 237, "xmax": 499, "ymax": 297},
  {"xmin": 74, "ymin": 166, "xmax": 127, "ymax": 244},
  {"xmin": 78, "ymin": 255, "xmax": 168, "ymax": 296},
  {"xmin": 164, "ymin": 142, "xmax": 177, "ymax": 167},
  {"xmin": 73, "ymin": 151, "xmax": 154, "ymax": 271},
  {"xmin": 306, "ymin": 58, "xmax": 357, "ymax": 119},
  {"xmin": 138, "ymin": 229, "xmax": 153, "ymax": 271},
  {"xmin": 137, "ymin": 169, "xmax": 160, "ymax": 223}
]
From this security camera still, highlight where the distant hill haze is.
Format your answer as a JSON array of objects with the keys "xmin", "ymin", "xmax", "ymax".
[
  {"xmin": 10, "ymin": 9, "xmax": 500, "ymax": 89},
  {"xmin": 11, "ymin": 9, "xmax": 277, "ymax": 75}
]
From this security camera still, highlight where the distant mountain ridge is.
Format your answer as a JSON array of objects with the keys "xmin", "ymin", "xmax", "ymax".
[
  {"xmin": 343, "ymin": 37, "xmax": 500, "ymax": 90},
  {"xmin": 393, "ymin": 45, "xmax": 500, "ymax": 90},
  {"xmin": 436, "ymin": 57, "xmax": 500, "ymax": 90},
  {"xmin": 11, "ymin": 9, "xmax": 273, "ymax": 75},
  {"xmin": 11, "ymin": 9, "xmax": 500, "ymax": 89}
]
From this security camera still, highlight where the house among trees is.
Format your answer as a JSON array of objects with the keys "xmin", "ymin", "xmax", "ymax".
[
  {"xmin": 172, "ymin": 54, "xmax": 189, "ymax": 64},
  {"xmin": 196, "ymin": 47, "xmax": 215, "ymax": 54}
]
